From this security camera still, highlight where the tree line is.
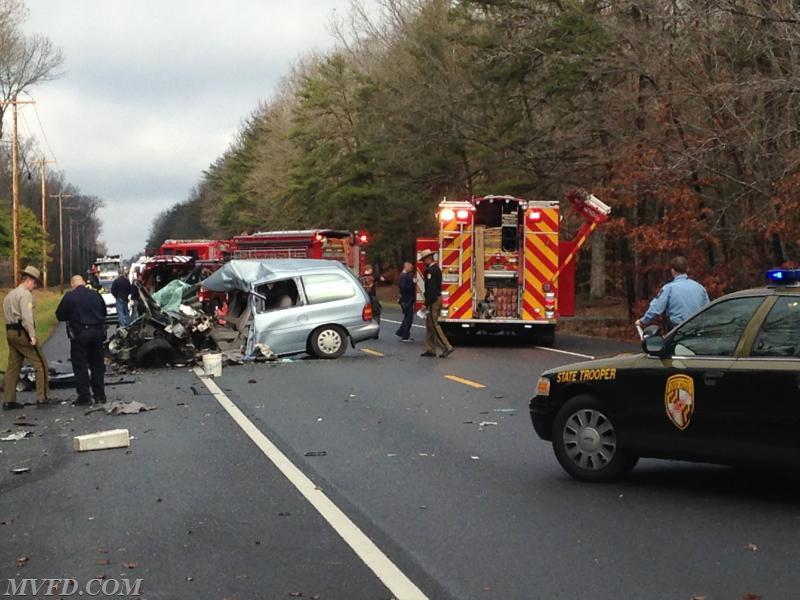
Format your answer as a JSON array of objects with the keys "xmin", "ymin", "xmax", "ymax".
[
  {"xmin": 147, "ymin": 0, "xmax": 800, "ymax": 316},
  {"xmin": 0, "ymin": 0, "xmax": 104, "ymax": 285}
]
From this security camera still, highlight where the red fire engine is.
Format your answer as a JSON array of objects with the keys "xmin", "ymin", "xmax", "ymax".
[
  {"xmin": 232, "ymin": 230, "xmax": 366, "ymax": 275},
  {"xmin": 416, "ymin": 190, "xmax": 610, "ymax": 345},
  {"xmin": 159, "ymin": 239, "xmax": 232, "ymax": 261}
]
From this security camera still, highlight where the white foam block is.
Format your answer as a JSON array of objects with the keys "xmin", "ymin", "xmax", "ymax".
[{"xmin": 73, "ymin": 429, "xmax": 130, "ymax": 452}]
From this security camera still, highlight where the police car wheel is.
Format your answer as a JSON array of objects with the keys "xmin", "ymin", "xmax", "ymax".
[
  {"xmin": 552, "ymin": 395, "xmax": 638, "ymax": 482},
  {"xmin": 310, "ymin": 326, "xmax": 347, "ymax": 359}
]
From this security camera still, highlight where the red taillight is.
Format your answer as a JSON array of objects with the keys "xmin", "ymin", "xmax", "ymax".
[
  {"xmin": 198, "ymin": 287, "xmax": 208, "ymax": 302},
  {"xmin": 362, "ymin": 302, "xmax": 373, "ymax": 321}
]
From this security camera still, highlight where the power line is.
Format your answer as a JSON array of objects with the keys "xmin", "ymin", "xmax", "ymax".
[{"xmin": 23, "ymin": 91, "xmax": 59, "ymax": 166}]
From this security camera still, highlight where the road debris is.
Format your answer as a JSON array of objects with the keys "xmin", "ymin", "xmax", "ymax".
[
  {"xmin": 15, "ymin": 555, "xmax": 29, "ymax": 567},
  {"xmin": 74, "ymin": 429, "xmax": 131, "ymax": 452},
  {"xmin": 1, "ymin": 431, "xmax": 31, "ymax": 442},
  {"xmin": 11, "ymin": 467, "xmax": 30, "ymax": 474},
  {"xmin": 478, "ymin": 421, "xmax": 498, "ymax": 428},
  {"xmin": 470, "ymin": 455, "xmax": 480, "ymax": 460},
  {"xmin": 493, "ymin": 408, "xmax": 516, "ymax": 413},
  {"xmin": 744, "ymin": 543, "xmax": 759, "ymax": 552},
  {"xmin": 304, "ymin": 451, "xmax": 327, "ymax": 457},
  {"xmin": 106, "ymin": 401, "xmax": 157, "ymax": 415}
]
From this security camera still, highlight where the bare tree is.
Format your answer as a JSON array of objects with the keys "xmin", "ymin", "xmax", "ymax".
[{"xmin": 0, "ymin": 0, "xmax": 64, "ymax": 139}]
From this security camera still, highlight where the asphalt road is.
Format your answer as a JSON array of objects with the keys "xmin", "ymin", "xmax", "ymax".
[{"xmin": 1, "ymin": 311, "xmax": 798, "ymax": 599}]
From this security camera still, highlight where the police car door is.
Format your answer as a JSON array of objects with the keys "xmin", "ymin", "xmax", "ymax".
[
  {"xmin": 658, "ymin": 296, "xmax": 766, "ymax": 460},
  {"xmin": 720, "ymin": 295, "xmax": 800, "ymax": 465}
]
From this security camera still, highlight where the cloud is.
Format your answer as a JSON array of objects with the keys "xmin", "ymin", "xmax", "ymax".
[{"xmin": 20, "ymin": 0, "xmax": 367, "ymax": 257}]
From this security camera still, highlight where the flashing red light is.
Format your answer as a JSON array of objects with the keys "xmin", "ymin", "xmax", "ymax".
[
  {"xmin": 315, "ymin": 233, "xmax": 324, "ymax": 242},
  {"xmin": 456, "ymin": 209, "xmax": 470, "ymax": 220},
  {"xmin": 528, "ymin": 210, "xmax": 542, "ymax": 222},
  {"xmin": 357, "ymin": 231, "xmax": 369, "ymax": 244},
  {"xmin": 440, "ymin": 208, "xmax": 455, "ymax": 222}
]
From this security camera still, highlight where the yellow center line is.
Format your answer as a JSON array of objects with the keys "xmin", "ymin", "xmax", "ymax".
[
  {"xmin": 444, "ymin": 375, "xmax": 486, "ymax": 389},
  {"xmin": 361, "ymin": 348, "xmax": 385, "ymax": 357}
]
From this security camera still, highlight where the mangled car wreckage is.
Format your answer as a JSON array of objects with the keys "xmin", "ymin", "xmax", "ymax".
[{"xmin": 107, "ymin": 259, "xmax": 380, "ymax": 367}]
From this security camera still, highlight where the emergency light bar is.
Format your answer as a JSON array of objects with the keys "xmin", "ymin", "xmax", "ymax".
[{"xmin": 766, "ymin": 269, "xmax": 800, "ymax": 286}]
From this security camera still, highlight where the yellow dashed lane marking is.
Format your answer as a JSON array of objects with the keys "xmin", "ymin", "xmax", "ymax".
[
  {"xmin": 444, "ymin": 375, "xmax": 486, "ymax": 389},
  {"xmin": 361, "ymin": 348, "xmax": 385, "ymax": 357}
]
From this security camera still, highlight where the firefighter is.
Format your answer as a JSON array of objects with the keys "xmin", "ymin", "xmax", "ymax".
[
  {"xmin": 359, "ymin": 264, "xmax": 382, "ymax": 324},
  {"xmin": 56, "ymin": 275, "xmax": 107, "ymax": 406},
  {"xmin": 420, "ymin": 250, "xmax": 454, "ymax": 358},
  {"xmin": 3, "ymin": 266, "xmax": 50, "ymax": 409},
  {"xmin": 635, "ymin": 256, "xmax": 710, "ymax": 332}
]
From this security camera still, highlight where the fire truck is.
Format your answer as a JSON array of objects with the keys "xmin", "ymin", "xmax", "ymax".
[
  {"xmin": 232, "ymin": 230, "xmax": 367, "ymax": 275},
  {"xmin": 416, "ymin": 190, "xmax": 610, "ymax": 345},
  {"xmin": 159, "ymin": 239, "xmax": 232, "ymax": 261}
]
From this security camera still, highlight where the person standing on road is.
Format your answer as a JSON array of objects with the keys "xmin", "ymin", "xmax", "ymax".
[
  {"xmin": 396, "ymin": 261, "xmax": 415, "ymax": 342},
  {"xmin": 420, "ymin": 251, "xmax": 454, "ymax": 358},
  {"xmin": 3, "ymin": 266, "xmax": 50, "ymax": 409},
  {"xmin": 635, "ymin": 256, "xmax": 710, "ymax": 332},
  {"xmin": 110, "ymin": 269, "xmax": 132, "ymax": 326},
  {"xmin": 359, "ymin": 264, "xmax": 382, "ymax": 324},
  {"xmin": 56, "ymin": 275, "xmax": 107, "ymax": 406}
]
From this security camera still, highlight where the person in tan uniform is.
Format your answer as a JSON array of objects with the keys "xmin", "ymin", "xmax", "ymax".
[{"xmin": 3, "ymin": 266, "xmax": 49, "ymax": 409}]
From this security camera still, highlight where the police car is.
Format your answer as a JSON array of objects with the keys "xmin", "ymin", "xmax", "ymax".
[{"xmin": 530, "ymin": 269, "xmax": 800, "ymax": 482}]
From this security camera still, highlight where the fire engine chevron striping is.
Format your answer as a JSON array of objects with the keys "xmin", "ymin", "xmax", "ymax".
[
  {"xmin": 522, "ymin": 206, "xmax": 559, "ymax": 320},
  {"xmin": 193, "ymin": 368, "xmax": 429, "ymax": 600},
  {"xmin": 444, "ymin": 375, "xmax": 486, "ymax": 389}
]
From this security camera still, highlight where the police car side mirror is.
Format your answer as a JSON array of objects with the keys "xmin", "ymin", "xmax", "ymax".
[{"xmin": 643, "ymin": 335, "xmax": 665, "ymax": 356}]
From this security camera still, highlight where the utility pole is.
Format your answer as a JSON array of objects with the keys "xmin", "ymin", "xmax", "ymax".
[
  {"xmin": 36, "ymin": 158, "xmax": 56, "ymax": 289},
  {"xmin": 0, "ymin": 97, "xmax": 35, "ymax": 286},
  {"xmin": 51, "ymin": 192, "xmax": 74, "ymax": 287}
]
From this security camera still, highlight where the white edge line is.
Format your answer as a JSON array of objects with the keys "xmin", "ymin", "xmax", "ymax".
[
  {"xmin": 383, "ymin": 318, "xmax": 594, "ymax": 359},
  {"xmin": 534, "ymin": 346, "xmax": 594, "ymax": 359},
  {"xmin": 382, "ymin": 318, "xmax": 425, "ymax": 330},
  {"xmin": 194, "ymin": 368, "xmax": 428, "ymax": 600}
]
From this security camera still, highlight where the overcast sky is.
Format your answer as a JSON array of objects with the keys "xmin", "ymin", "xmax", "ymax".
[{"xmin": 21, "ymin": 0, "xmax": 370, "ymax": 257}]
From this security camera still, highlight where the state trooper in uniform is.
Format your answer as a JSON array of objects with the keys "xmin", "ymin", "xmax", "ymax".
[
  {"xmin": 56, "ymin": 275, "xmax": 107, "ymax": 406},
  {"xmin": 3, "ymin": 266, "xmax": 50, "ymax": 409}
]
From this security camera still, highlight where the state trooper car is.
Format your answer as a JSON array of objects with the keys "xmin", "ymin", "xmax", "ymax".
[{"xmin": 530, "ymin": 269, "xmax": 800, "ymax": 482}]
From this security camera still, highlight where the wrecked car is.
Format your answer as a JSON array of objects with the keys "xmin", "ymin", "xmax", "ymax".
[
  {"xmin": 202, "ymin": 259, "xmax": 380, "ymax": 359},
  {"xmin": 106, "ymin": 283, "xmax": 216, "ymax": 367}
]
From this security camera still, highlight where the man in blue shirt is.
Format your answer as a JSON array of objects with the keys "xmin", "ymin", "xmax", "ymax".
[{"xmin": 636, "ymin": 256, "xmax": 709, "ymax": 332}]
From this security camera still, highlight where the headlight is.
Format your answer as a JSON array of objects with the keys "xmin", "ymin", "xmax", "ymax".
[{"xmin": 536, "ymin": 376, "xmax": 551, "ymax": 397}]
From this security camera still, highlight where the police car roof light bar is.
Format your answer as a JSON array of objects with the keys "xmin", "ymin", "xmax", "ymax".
[{"xmin": 766, "ymin": 269, "xmax": 800, "ymax": 286}]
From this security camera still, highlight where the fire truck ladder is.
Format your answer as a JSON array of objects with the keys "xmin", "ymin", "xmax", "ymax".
[{"xmin": 552, "ymin": 190, "xmax": 611, "ymax": 283}]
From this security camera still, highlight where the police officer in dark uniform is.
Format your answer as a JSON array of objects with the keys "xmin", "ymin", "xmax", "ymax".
[{"xmin": 56, "ymin": 275, "xmax": 107, "ymax": 406}]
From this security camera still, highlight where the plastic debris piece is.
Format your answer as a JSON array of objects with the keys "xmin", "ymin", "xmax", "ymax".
[
  {"xmin": 11, "ymin": 467, "xmax": 30, "ymax": 474},
  {"xmin": 493, "ymin": 408, "xmax": 516, "ymax": 413},
  {"xmin": 304, "ymin": 451, "xmax": 327, "ymax": 457},
  {"xmin": 478, "ymin": 421, "xmax": 498, "ymax": 427},
  {"xmin": 1, "ymin": 431, "xmax": 31, "ymax": 442},
  {"xmin": 74, "ymin": 429, "xmax": 130, "ymax": 452},
  {"xmin": 470, "ymin": 455, "xmax": 480, "ymax": 460}
]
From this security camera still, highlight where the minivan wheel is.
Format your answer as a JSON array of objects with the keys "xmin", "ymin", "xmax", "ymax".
[
  {"xmin": 552, "ymin": 394, "xmax": 638, "ymax": 482},
  {"xmin": 309, "ymin": 326, "xmax": 347, "ymax": 359}
]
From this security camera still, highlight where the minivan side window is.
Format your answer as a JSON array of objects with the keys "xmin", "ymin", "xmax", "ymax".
[
  {"xmin": 751, "ymin": 297, "xmax": 800, "ymax": 358},
  {"xmin": 670, "ymin": 297, "xmax": 763, "ymax": 357},
  {"xmin": 254, "ymin": 278, "xmax": 300, "ymax": 313},
  {"xmin": 303, "ymin": 273, "xmax": 356, "ymax": 304}
]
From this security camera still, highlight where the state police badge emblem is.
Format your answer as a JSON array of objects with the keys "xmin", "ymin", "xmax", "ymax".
[{"xmin": 665, "ymin": 374, "xmax": 694, "ymax": 430}]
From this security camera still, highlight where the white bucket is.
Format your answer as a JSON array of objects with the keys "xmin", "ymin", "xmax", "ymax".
[{"xmin": 202, "ymin": 353, "xmax": 222, "ymax": 377}]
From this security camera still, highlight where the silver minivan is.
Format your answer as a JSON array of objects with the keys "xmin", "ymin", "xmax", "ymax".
[{"xmin": 202, "ymin": 259, "xmax": 380, "ymax": 359}]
